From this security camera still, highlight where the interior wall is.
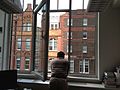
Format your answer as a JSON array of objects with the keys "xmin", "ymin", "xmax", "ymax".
[{"xmin": 99, "ymin": 7, "xmax": 120, "ymax": 79}]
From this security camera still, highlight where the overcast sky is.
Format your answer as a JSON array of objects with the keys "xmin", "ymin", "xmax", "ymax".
[
  {"xmin": 20, "ymin": 0, "xmax": 89, "ymax": 27},
  {"xmin": 20, "ymin": 0, "xmax": 89, "ymax": 10}
]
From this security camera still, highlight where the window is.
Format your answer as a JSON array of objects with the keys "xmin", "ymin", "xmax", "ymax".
[
  {"xmin": 70, "ymin": 60, "xmax": 74, "ymax": 73},
  {"xmin": 67, "ymin": 32, "xmax": 72, "ymax": 39},
  {"xmin": 49, "ymin": 38, "xmax": 57, "ymax": 51},
  {"xmin": 83, "ymin": 18, "xmax": 88, "ymax": 26},
  {"xmin": 24, "ymin": 56, "xmax": 30, "ymax": 70},
  {"xmin": 23, "ymin": 22, "xmax": 32, "ymax": 31},
  {"xmin": 80, "ymin": 59, "xmax": 89, "ymax": 74},
  {"xmin": 17, "ymin": 38, "xmax": 21, "ymax": 50},
  {"xmin": 26, "ymin": 22, "xmax": 32, "ymax": 31},
  {"xmin": 16, "ymin": 57, "xmax": 21, "ymax": 70},
  {"xmin": 51, "ymin": 24, "xmax": 54, "ymax": 29},
  {"xmin": 25, "ymin": 38, "xmax": 31, "ymax": 50},
  {"xmin": 67, "ymin": 45, "xmax": 72, "ymax": 53},
  {"xmin": 67, "ymin": 18, "xmax": 73, "ymax": 26},
  {"xmin": 83, "ymin": 32, "xmax": 87, "ymax": 39},
  {"xmin": 10, "ymin": 0, "xmax": 98, "ymax": 81},
  {"xmin": 83, "ymin": 45, "xmax": 87, "ymax": 53},
  {"xmin": 23, "ymin": 23, "xmax": 26, "ymax": 31},
  {"xmin": 50, "ymin": 23, "xmax": 59, "ymax": 30},
  {"xmin": 55, "ymin": 24, "xmax": 58, "ymax": 29}
]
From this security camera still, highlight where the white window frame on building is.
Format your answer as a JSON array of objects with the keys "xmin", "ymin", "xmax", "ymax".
[
  {"xmin": 17, "ymin": 38, "xmax": 21, "ymax": 50},
  {"xmin": 26, "ymin": 22, "xmax": 32, "ymax": 31},
  {"xmin": 82, "ymin": 45, "xmax": 87, "ymax": 53},
  {"xmin": 16, "ymin": 57, "xmax": 21, "ymax": 70},
  {"xmin": 25, "ymin": 38, "xmax": 31, "ymax": 50},
  {"xmin": 80, "ymin": 59, "xmax": 89, "ymax": 74},
  {"xmin": 24, "ymin": 56, "xmax": 30, "ymax": 70},
  {"xmin": 50, "ymin": 23, "xmax": 59, "ymax": 30},
  {"xmin": 49, "ymin": 38, "xmax": 57, "ymax": 51},
  {"xmin": 67, "ymin": 45, "xmax": 72, "ymax": 53},
  {"xmin": 69, "ymin": 60, "xmax": 74, "ymax": 73},
  {"xmin": 83, "ymin": 18, "xmax": 88, "ymax": 26},
  {"xmin": 67, "ymin": 32, "xmax": 72, "ymax": 39},
  {"xmin": 83, "ymin": 31, "xmax": 87, "ymax": 39},
  {"xmin": 67, "ymin": 18, "xmax": 73, "ymax": 26}
]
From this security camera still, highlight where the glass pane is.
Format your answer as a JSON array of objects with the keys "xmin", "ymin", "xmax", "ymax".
[
  {"xmin": 11, "ymin": 0, "xmax": 33, "ymax": 73},
  {"xmin": 70, "ymin": 2, "xmax": 97, "ymax": 77},
  {"xmin": 50, "ymin": 0, "xmax": 69, "ymax": 10},
  {"xmin": 72, "ymin": 0, "xmax": 89, "ymax": 10},
  {"xmin": 34, "ymin": 3, "xmax": 48, "ymax": 80}
]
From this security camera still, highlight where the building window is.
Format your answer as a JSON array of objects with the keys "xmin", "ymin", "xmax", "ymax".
[
  {"xmin": 83, "ymin": 45, "xmax": 87, "ymax": 53},
  {"xmin": 23, "ymin": 23, "xmax": 26, "ymax": 31},
  {"xmin": 55, "ymin": 24, "xmax": 58, "ymax": 29},
  {"xmin": 70, "ymin": 60, "xmax": 74, "ymax": 73},
  {"xmin": 83, "ymin": 32, "xmax": 87, "ymax": 39},
  {"xmin": 25, "ymin": 56, "xmax": 30, "ymax": 70},
  {"xmin": 67, "ymin": 32, "xmax": 72, "ymax": 39},
  {"xmin": 67, "ymin": 45, "xmax": 72, "ymax": 53},
  {"xmin": 26, "ymin": 22, "xmax": 32, "ymax": 31},
  {"xmin": 16, "ymin": 57, "xmax": 21, "ymax": 70},
  {"xmin": 83, "ymin": 18, "xmax": 88, "ymax": 26},
  {"xmin": 50, "ymin": 23, "xmax": 59, "ymax": 30},
  {"xmin": 23, "ymin": 22, "xmax": 32, "ymax": 31},
  {"xmin": 51, "ymin": 24, "xmax": 54, "ymax": 29},
  {"xmin": 80, "ymin": 59, "xmax": 89, "ymax": 74},
  {"xmin": 25, "ymin": 38, "xmax": 31, "ymax": 50},
  {"xmin": 67, "ymin": 18, "xmax": 73, "ymax": 26},
  {"xmin": 49, "ymin": 38, "xmax": 57, "ymax": 51},
  {"xmin": 17, "ymin": 38, "xmax": 21, "ymax": 50}
]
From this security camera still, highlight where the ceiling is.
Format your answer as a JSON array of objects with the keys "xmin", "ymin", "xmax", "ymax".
[
  {"xmin": 0, "ymin": 0, "xmax": 22, "ymax": 13},
  {"xmin": 87, "ymin": 0, "xmax": 113, "ymax": 12}
]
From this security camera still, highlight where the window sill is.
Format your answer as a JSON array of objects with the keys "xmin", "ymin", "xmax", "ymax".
[{"xmin": 17, "ymin": 79, "xmax": 120, "ymax": 89}]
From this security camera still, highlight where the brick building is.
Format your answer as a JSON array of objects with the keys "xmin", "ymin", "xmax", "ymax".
[
  {"xmin": 11, "ymin": 4, "xmax": 33, "ymax": 72},
  {"xmin": 60, "ymin": 10, "xmax": 97, "ymax": 77}
]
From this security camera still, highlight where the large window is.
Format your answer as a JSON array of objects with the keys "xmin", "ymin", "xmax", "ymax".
[{"xmin": 10, "ymin": 0, "xmax": 98, "ymax": 81}]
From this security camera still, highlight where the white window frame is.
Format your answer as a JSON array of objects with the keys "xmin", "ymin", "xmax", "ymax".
[
  {"xmin": 67, "ymin": 18, "xmax": 73, "ymax": 26},
  {"xmin": 49, "ymin": 38, "xmax": 57, "ymax": 51},
  {"xmin": 83, "ymin": 45, "xmax": 87, "ymax": 53},
  {"xmin": 67, "ymin": 32, "xmax": 72, "ymax": 39},
  {"xmin": 25, "ymin": 57, "xmax": 30, "ymax": 70},
  {"xmin": 83, "ymin": 18, "xmax": 88, "ymax": 26},
  {"xmin": 79, "ymin": 59, "xmax": 89, "ymax": 74},
  {"xmin": 67, "ymin": 45, "xmax": 72, "ymax": 53},
  {"xmin": 70, "ymin": 60, "xmax": 74, "ymax": 73},
  {"xmin": 16, "ymin": 57, "xmax": 21, "ymax": 70},
  {"xmin": 25, "ymin": 38, "xmax": 31, "ymax": 50},
  {"xmin": 26, "ymin": 22, "xmax": 32, "ymax": 31},
  {"xmin": 83, "ymin": 32, "xmax": 87, "ymax": 39},
  {"xmin": 17, "ymin": 38, "xmax": 21, "ymax": 50}
]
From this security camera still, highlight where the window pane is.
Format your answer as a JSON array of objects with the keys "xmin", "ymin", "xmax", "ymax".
[{"xmin": 11, "ymin": 0, "xmax": 33, "ymax": 73}]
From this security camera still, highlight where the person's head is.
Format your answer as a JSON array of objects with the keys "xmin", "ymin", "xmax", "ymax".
[{"xmin": 57, "ymin": 51, "xmax": 65, "ymax": 59}]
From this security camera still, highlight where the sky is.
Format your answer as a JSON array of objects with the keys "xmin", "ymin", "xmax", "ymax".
[
  {"xmin": 20, "ymin": 0, "xmax": 89, "ymax": 27},
  {"xmin": 20, "ymin": 0, "xmax": 89, "ymax": 10}
]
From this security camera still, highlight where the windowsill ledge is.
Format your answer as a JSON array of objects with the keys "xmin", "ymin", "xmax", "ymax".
[{"xmin": 17, "ymin": 79, "xmax": 107, "ymax": 89}]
